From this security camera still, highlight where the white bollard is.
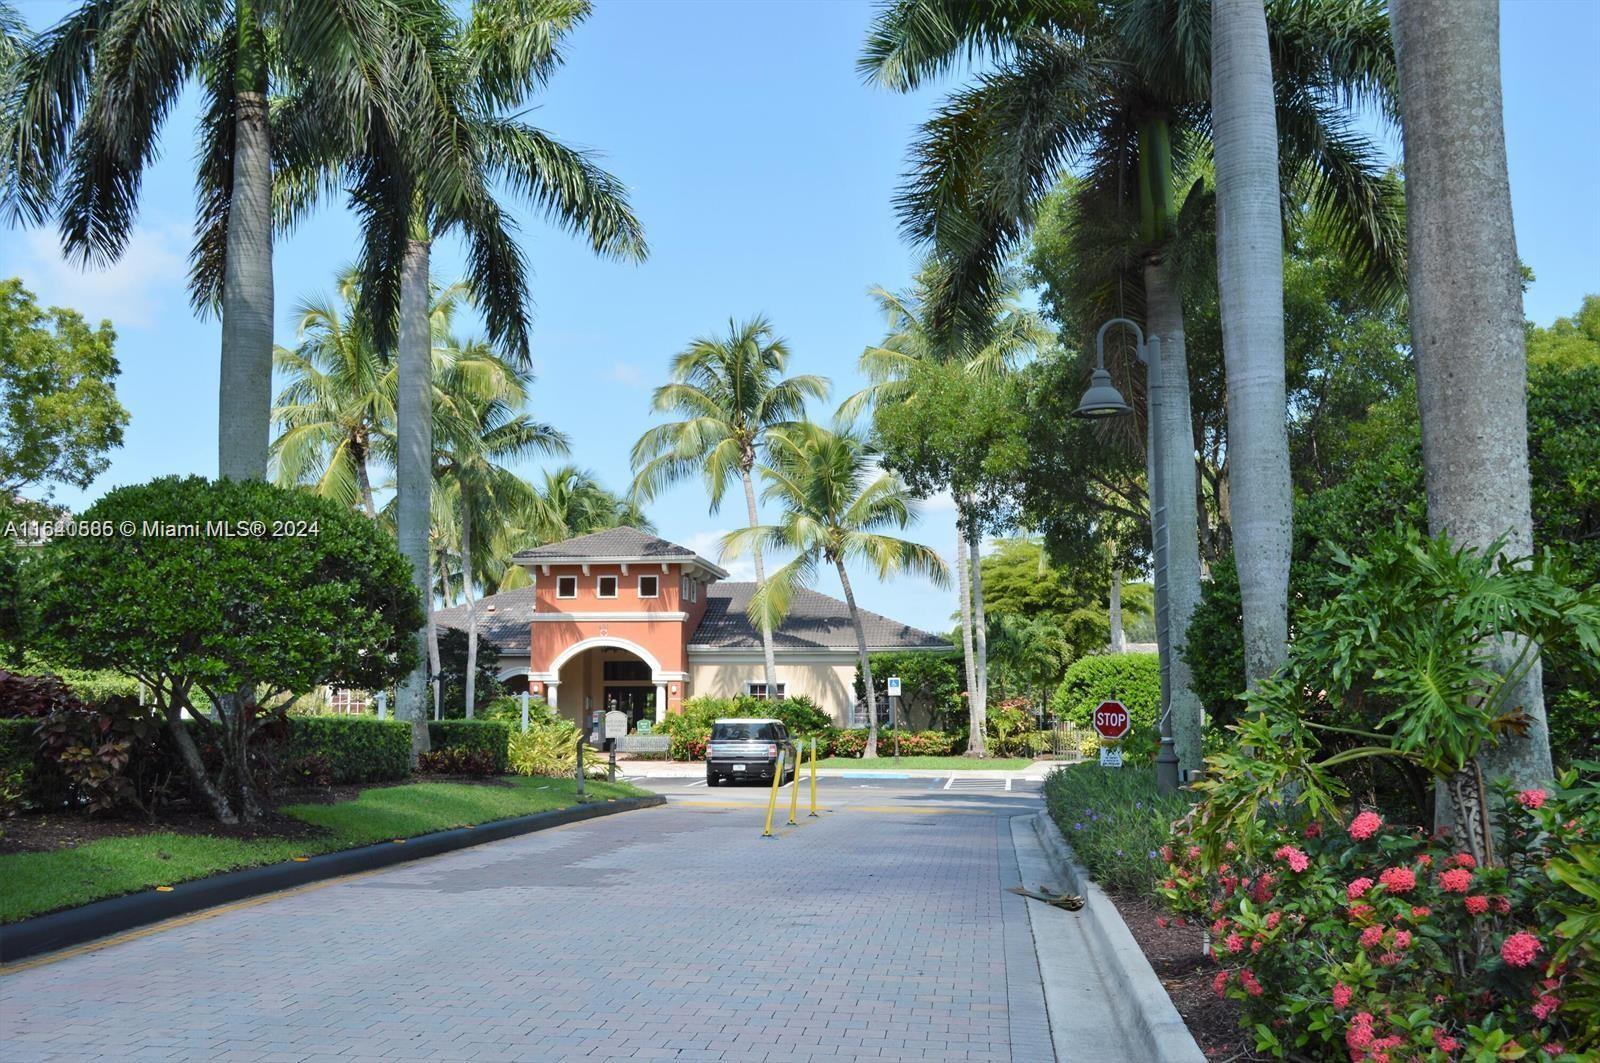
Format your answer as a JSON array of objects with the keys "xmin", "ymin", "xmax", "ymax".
[
  {"xmin": 376, "ymin": 691, "xmax": 388, "ymax": 719},
  {"xmin": 520, "ymin": 691, "xmax": 530, "ymax": 733}
]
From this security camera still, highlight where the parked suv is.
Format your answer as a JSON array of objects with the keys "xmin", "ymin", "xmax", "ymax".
[{"xmin": 706, "ymin": 718, "xmax": 797, "ymax": 786}]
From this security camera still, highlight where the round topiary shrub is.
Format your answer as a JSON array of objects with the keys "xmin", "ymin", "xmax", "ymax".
[{"xmin": 1050, "ymin": 653, "xmax": 1159, "ymax": 734}]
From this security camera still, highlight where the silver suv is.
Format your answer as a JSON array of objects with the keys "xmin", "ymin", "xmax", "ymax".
[{"xmin": 706, "ymin": 718, "xmax": 797, "ymax": 786}]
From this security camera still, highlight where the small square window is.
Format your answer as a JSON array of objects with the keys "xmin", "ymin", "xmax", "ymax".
[
  {"xmin": 746, "ymin": 682, "xmax": 786, "ymax": 701},
  {"xmin": 597, "ymin": 575, "xmax": 618, "ymax": 598},
  {"xmin": 556, "ymin": 575, "xmax": 577, "ymax": 599},
  {"xmin": 638, "ymin": 575, "xmax": 659, "ymax": 598}
]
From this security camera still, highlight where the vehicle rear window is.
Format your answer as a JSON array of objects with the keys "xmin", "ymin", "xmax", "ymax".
[{"xmin": 711, "ymin": 722, "xmax": 777, "ymax": 741}]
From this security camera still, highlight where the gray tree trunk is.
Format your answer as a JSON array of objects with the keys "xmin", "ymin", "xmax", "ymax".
[
  {"xmin": 1212, "ymin": 0, "xmax": 1292, "ymax": 687},
  {"xmin": 968, "ymin": 534, "xmax": 990, "ymax": 756},
  {"xmin": 956, "ymin": 519, "xmax": 983, "ymax": 754},
  {"xmin": 1109, "ymin": 567, "xmax": 1125, "ymax": 652},
  {"xmin": 1392, "ymin": 0, "xmax": 1550, "ymax": 790},
  {"xmin": 460, "ymin": 474, "xmax": 477, "ymax": 719},
  {"xmin": 355, "ymin": 439, "xmax": 377, "ymax": 518},
  {"xmin": 741, "ymin": 467, "xmax": 781, "ymax": 696},
  {"xmin": 217, "ymin": 89, "xmax": 273, "ymax": 481},
  {"xmin": 427, "ymin": 557, "xmax": 443, "ymax": 720},
  {"xmin": 164, "ymin": 701, "xmax": 236, "ymax": 823},
  {"xmin": 394, "ymin": 235, "xmax": 434, "ymax": 759},
  {"xmin": 837, "ymin": 559, "xmax": 878, "ymax": 757},
  {"xmin": 1146, "ymin": 258, "xmax": 1204, "ymax": 773}
]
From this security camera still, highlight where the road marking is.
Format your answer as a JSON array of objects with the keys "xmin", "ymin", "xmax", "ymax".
[
  {"xmin": 943, "ymin": 775, "xmax": 956, "ymax": 790},
  {"xmin": 1005, "ymin": 777, "xmax": 1013, "ymax": 791}
]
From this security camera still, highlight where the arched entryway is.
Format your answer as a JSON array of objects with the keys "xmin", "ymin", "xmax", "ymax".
[{"xmin": 539, "ymin": 636, "xmax": 669, "ymax": 732}]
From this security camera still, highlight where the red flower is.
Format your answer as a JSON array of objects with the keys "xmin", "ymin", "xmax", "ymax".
[
  {"xmin": 1416, "ymin": 853, "xmax": 1433, "ymax": 868},
  {"xmin": 1346, "ymin": 1013, "xmax": 1376, "ymax": 1052},
  {"xmin": 1433, "ymin": 1030, "xmax": 1460, "ymax": 1053},
  {"xmin": 1532, "ymin": 994, "xmax": 1560, "ymax": 1020},
  {"xmin": 1155, "ymin": 916, "xmax": 1169, "ymax": 929},
  {"xmin": 1502, "ymin": 931, "xmax": 1543, "ymax": 968},
  {"xmin": 1332, "ymin": 982, "xmax": 1352, "ymax": 1009},
  {"xmin": 1212, "ymin": 970, "xmax": 1229, "ymax": 998},
  {"xmin": 1239, "ymin": 969, "xmax": 1263, "ymax": 997},
  {"xmin": 1225, "ymin": 932, "xmax": 1245, "ymax": 954},
  {"xmin": 1439, "ymin": 868, "xmax": 1473, "ymax": 893},
  {"xmin": 1464, "ymin": 895, "xmax": 1490, "ymax": 915},
  {"xmin": 1265, "ymin": 911, "xmax": 1281, "ymax": 930},
  {"xmin": 1359, "ymin": 925, "xmax": 1385, "ymax": 949},
  {"xmin": 1450, "ymin": 852, "xmax": 1477, "ymax": 869},
  {"xmin": 1411, "ymin": 906, "xmax": 1432, "ymax": 919},
  {"xmin": 1378, "ymin": 866, "xmax": 1416, "ymax": 894},
  {"xmin": 1348, "ymin": 903, "xmax": 1375, "ymax": 922},
  {"xmin": 1493, "ymin": 895, "xmax": 1512, "ymax": 915},
  {"xmin": 1393, "ymin": 929, "xmax": 1413, "ymax": 950},
  {"xmin": 1348, "ymin": 810, "xmax": 1384, "ymax": 840},
  {"xmin": 1304, "ymin": 822, "xmax": 1322, "ymax": 838},
  {"xmin": 1275, "ymin": 844, "xmax": 1310, "ymax": 873},
  {"xmin": 1347, "ymin": 877, "xmax": 1375, "ymax": 900},
  {"xmin": 1517, "ymin": 788, "xmax": 1547, "ymax": 810}
]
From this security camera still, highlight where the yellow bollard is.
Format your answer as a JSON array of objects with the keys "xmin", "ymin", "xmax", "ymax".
[
  {"xmin": 808, "ymin": 737, "xmax": 819, "ymax": 817},
  {"xmin": 787, "ymin": 745, "xmax": 801, "ymax": 826},
  {"xmin": 761, "ymin": 750, "xmax": 786, "ymax": 838}
]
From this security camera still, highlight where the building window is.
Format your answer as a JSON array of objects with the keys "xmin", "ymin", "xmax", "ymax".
[
  {"xmin": 327, "ymin": 687, "xmax": 370, "ymax": 714},
  {"xmin": 556, "ymin": 575, "xmax": 577, "ymax": 598},
  {"xmin": 603, "ymin": 660, "xmax": 653, "ymax": 682},
  {"xmin": 638, "ymin": 574, "xmax": 658, "ymax": 598},
  {"xmin": 746, "ymin": 682, "xmax": 786, "ymax": 700},
  {"xmin": 597, "ymin": 575, "xmax": 618, "ymax": 598},
  {"xmin": 688, "ymin": 579, "xmax": 698, "ymax": 602},
  {"xmin": 680, "ymin": 575, "xmax": 688, "ymax": 599}
]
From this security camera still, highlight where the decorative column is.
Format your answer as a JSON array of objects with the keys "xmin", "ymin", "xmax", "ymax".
[
  {"xmin": 655, "ymin": 683, "xmax": 667, "ymax": 724},
  {"xmin": 546, "ymin": 682, "xmax": 559, "ymax": 711}
]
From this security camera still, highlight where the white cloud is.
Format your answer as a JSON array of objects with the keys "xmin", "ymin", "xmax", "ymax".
[
  {"xmin": 681, "ymin": 528, "xmax": 757, "ymax": 582},
  {"xmin": 8, "ymin": 223, "xmax": 189, "ymax": 329},
  {"xmin": 603, "ymin": 361, "xmax": 646, "ymax": 387}
]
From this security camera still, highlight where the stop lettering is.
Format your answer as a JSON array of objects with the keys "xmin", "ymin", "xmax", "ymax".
[{"xmin": 1092, "ymin": 700, "xmax": 1130, "ymax": 740}]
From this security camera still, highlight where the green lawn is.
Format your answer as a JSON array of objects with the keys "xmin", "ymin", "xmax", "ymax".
[
  {"xmin": 0, "ymin": 777, "xmax": 646, "ymax": 924},
  {"xmin": 814, "ymin": 756, "xmax": 1037, "ymax": 771}
]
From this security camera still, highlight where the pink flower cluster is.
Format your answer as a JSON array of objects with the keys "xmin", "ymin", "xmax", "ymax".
[
  {"xmin": 1239, "ymin": 969, "xmax": 1263, "ymax": 997},
  {"xmin": 1438, "ymin": 867, "xmax": 1473, "ymax": 893},
  {"xmin": 1275, "ymin": 844, "xmax": 1310, "ymax": 873},
  {"xmin": 1464, "ymin": 895, "xmax": 1489, "ymax": 916},
  {"xmin": 1501, "ymin": 931, "xmax": 1543, "ymax": 969},
  {"xmin": 1332, "ymin": 982, "xmax": 1352, "ymax": 1009},
  {"xmin": 1348, "ymin": 810, "xmax": 1384, "ymax": 841},
  {"xmin": 1378, "ymin": 866, "xmax": 1416, "ymax": 894},
  {"xmin": 1517, "ymin": 789, "xmax": 1548, "ymax": 810},
  {"xmin": 1347, "ymin": 876, "xmax": 1375, "ymax": 900}
]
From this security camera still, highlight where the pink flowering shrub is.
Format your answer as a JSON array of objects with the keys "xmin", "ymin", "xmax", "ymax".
[{"xmin": 1160, "ymin": 772, "xmax": 1600, "ymax": 1060}]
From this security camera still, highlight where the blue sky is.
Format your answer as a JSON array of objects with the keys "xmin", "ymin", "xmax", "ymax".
[{"xmin": 5, "ymin": 0, "xmax": 1598, "ymax": 634}]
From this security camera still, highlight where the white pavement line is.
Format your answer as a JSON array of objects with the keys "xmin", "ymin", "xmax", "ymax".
[
  {"xmin": 1006, "ymin": 777, "xmax": 1013, "ymax": 791},
  {"xmin": 1010, "ymin": 816, "xmax": 1139, "ymax": 1063},
  {"xmin": 943, "ymin": 775, "xmax": 957, "ymax": 790}
]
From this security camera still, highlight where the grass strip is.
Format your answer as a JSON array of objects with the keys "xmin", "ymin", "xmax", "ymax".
[{"xmin": 1, "ymin": 777, "xmax": 645, "ymax": 923}]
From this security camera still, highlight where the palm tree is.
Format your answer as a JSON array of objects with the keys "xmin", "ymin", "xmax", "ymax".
[
  {"xmin": 843, "ymin": 267, "xmax": 1053, "ymax": 755},
  {"xmin": 275, "ymin": 0, "xmax": 646, "ymax": 752},
  {"xmin": 1390, "ymin": 0, "xmax": 1550, "ymax": 792},
  {"xmin": 860, "ymin": 0, "xmax": 1403, "ymax": 774},
  {"xmin": 270, "ymin": 271, "xmax": 471, "ymax": 516},
  {"xmin": 1, "ymin": 0, "xmax": 438, "ymax": 481},
  {"xmin": 630, "ymin": 317, "xmax": 830, "ymax": 697},
  {"xmin": 432, "ymin": 337, "xmax": 568, "ymax": 717},
  {"xmin": 725, "ymin": 425, "xmax": 950, "ymax": 757},
  {"xmin": 1212, "ymin": 0, "xmax": 1292, "ymax": 688}
]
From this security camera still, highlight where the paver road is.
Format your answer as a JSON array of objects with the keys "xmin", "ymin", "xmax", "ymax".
[{"xmin": 1, "ymin": 781, "xmax": 1057, "ymax": 1062}]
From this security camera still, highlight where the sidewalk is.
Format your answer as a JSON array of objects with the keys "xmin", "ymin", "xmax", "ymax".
[{"xmin": 613, "ymin": 757, "xmax": 1074, "ymax": 780}]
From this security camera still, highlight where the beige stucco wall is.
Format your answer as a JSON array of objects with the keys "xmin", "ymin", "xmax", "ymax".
[{"xmin": 689, "ymin": 656, "xmax": 859, "ymax": 725}]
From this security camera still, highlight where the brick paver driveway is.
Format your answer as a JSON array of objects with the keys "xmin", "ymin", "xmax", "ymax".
[{"xmin": 1, "ymin": 786, "xmax": 1055, "ymax": 1062}]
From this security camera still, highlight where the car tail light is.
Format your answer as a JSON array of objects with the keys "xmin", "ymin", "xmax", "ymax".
[{"xmin": 766, "ymin": 743, "xmax": 778, "ymax": 757}]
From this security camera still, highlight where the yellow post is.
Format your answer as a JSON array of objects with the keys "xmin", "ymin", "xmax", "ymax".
[
  {"xmin": 761, "ymin": 750, "xmax": 786, "ymax": 838},
  {"xmin": 787, "ymin": 745, "xmax": 801, "ymax": 826},
  {"xmin": 808, "ymin": 737, "xmax": 819, "ymax": 817}
]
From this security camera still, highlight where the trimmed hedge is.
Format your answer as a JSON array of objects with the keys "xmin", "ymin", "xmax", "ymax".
[
  {"xmin": 1050, "ymin": 653, "xmax": 1160, "ymax": 734},
  {"xmin": 285, "ymin": 716, "xmax": 411, "ymax": 785},
  {"xmin": 428, "ymin": 719, "xmax": 510, "ymax": 774}
]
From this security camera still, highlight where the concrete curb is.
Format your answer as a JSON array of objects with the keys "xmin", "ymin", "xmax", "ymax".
[
  {"xmin": 1028, "ymin": 811, "xmax": 1204, "ymax": 1063},
  {"xmin": 1, "ymin": 794, "xmax": 666, "ymax": 965}
]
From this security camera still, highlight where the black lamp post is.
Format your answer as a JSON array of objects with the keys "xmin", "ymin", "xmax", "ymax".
[{"xmin": 1072, "ymin": 318, "xmax": 1181, "ymax": 796}]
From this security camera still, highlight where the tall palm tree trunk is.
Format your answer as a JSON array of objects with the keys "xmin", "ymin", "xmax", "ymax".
[
  {"xmin": 1109, "ymin": 567, "xmax": 1125, "ymax": 652},
  {"xmin": 1392, "ymin": 0, "xmax": 1550, "ymax": 825},
  {"xmin": 459, "ymin": 477, "xmax": 478, "ymax": 719},
  {"xmin": 968, "ymin": 534, "xmax": 990, "ymax": 756},
  {"xmin": 427, "ymin": 556, "xmax": 443, "ymax": 721},
  {"xmin": 956, "ymin": 519, "xmax": 981, "ymax": 753},
  {"xmin": 1213, "ymin": 0, "xmax": 1292, "ymax": 687},
  {"xmin": 741, "ymin": 467, "xmax": 781, "ymax": 695},
  {"xmin": 1145, "ymin": 256, "xmax": 1204, "ymax": 774},
  {"xmin": 836, "ymin": 559, "xmax": 879, "ymax": 757},
  {"xmin": 354, "ymin": 438, "xmax": 377, "ymax": 518},
  {"xmin": 217, "ymin": 13, "xmax": 272, "ymax": 482},
  {"xmin": 395, "ymin": 233, "xmax": 434, "ymax": 759}
]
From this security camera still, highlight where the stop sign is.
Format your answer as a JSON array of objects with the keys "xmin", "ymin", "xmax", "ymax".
[{"xmin": 1092, "ymin": 700, "xmax": 1131, "ymax": 740}]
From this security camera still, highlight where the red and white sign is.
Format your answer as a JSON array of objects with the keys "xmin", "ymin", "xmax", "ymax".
[{"xmin": 1092, "ymin": 700, "xmax": 1131, "ymax": 741}]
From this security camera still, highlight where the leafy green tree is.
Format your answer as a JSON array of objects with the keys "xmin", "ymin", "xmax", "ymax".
[
  {"xmin": 3, "ymin": 0, "xmax": 439, "ymax": 481},
  {"xmin": 434, "ymin": 628, "xmax": 503, "ymax": 720},
  {"xmin": 630, "ymin": 316, "xmax": 829, "ymax": 696},
  {"xmin": 725, "ymin": 425, "xmax": 950, "ymax": 758},
  {"xmin": 32, "ymin": 476, "xmax": 423, "ymax": 823},
  {"xmin": 0, "ymin": 278, "xmax": 128, "ymax": 498},
  {"xmin": 852, "ymin": 650, "xmax": 961, "ymax": 732}
]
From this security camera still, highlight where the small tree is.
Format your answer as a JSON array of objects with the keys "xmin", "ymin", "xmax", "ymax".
[{"xmin": 34, "ymin": 476, "xmax": 423, "ymax": 822}]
